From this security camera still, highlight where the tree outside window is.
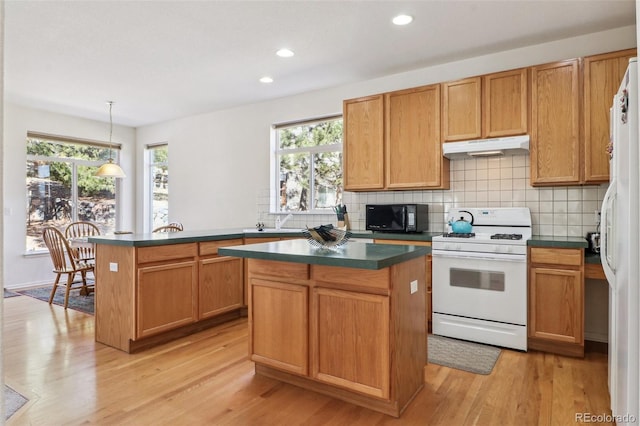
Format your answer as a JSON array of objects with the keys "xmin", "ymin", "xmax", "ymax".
[
  {"xmin": 276, "ymin": 117, "xmax": 343, "ymax": 212},
  {"xmin": 26, "ymin": 137, "xmax": 119, "ymax": 251}
]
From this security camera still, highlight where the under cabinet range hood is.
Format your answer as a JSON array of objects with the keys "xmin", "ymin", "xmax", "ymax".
[{"xmin": 442, "ymin": 135, "xmax": 530, "ymax": 159}]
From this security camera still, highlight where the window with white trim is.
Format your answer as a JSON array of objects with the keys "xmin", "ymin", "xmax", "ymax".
[
  {"xmin": 148, "ymin": 144, "xmax": 169, "ymax": 230},
  {"xmin": 274, "ymin": 116, "xmax": 343, "ymax": 212},
  {"xmin": 26, "ymin": 134, "xmax": 120, "ymax": 251}
]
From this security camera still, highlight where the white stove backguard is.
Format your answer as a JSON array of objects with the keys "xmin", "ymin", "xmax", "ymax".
[{"xmin": 443, "ymin": 207, "xmax": 532, "ymax": 241}]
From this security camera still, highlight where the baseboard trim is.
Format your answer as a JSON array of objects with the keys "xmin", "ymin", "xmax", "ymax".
[
  {"xmin": 585, "ymin": 340, "xmax": 608, "ymax": 354},
  {"xmin": 584, "ymin": 331, "xmax": 608, "ymax": 343}
]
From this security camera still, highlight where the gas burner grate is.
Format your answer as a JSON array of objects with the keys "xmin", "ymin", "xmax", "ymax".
[
  {"xmin": 442, "ymin": 233, "xmax": 476, "ymax": 238},
  {"xmin": 491, "ymin": 233, "xmax": 523, "ymax": 240}
]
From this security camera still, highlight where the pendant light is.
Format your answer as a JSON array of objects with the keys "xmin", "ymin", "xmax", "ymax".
[{"xmin": 95, "ymin": 101, "xmax": 126, "ymax": 178}]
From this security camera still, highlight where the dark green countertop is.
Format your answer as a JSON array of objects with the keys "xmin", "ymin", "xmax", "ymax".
[
  {"xmin": 584, "ymin": 252, "xmax": 602, "ymax": 264},
  {"xmin": 528, "ymin": 235, "xmax": 589, "ymax": 249},
  {"xmin": 218, "ymin": 239, "xmax": 429, "ymax": 270},
  {"xmin": 89, "ymin": 228, "xmax": 438, "ymax": 247},
  {"xmin": 89, "ymin": 229, "xmax": 247, "ymax": 247}
]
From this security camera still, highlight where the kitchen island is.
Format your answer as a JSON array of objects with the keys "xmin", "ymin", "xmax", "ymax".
[{"xmin": 219, "ymin": 239, "xmax": 428, "ymax": 418}]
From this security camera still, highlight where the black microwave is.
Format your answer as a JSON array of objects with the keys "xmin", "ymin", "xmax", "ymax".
[{"xmin": 365, "ymin": 204, "xmax": 429, "ymax": 233}]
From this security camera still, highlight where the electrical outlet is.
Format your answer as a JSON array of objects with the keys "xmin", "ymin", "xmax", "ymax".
[
  {"xmin": 410, "ymin": 280, "xmax": 418, "ymax": 294},
  {"xmin": 109, "ymin": 262, "xmax": 118, "ymax": 272}
]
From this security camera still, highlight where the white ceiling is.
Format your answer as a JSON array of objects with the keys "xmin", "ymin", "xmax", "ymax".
[{"xmin": 5, "ymin": 0, "xmax": 636, "ymax": 127}]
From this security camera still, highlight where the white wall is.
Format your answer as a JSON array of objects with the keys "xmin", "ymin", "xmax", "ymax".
[
  {"xmin": 3, "ymin": 103, "xmax": 136, "ymax": 288},
  {"xmin": 136, "ymin": 26, "xmax": 636, "ymax": 233}
]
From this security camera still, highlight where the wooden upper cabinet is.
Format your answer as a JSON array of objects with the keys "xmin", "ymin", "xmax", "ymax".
[
  {"xmin": 385, "ymin": 85, "xmax": 448, "ymax": 189},
  {"xmin": 442, "ymin": 70, "xmax": 527, "ymax": 142},
  {"xmin": 583, "ymin": 48, "xmax": 636, "ymax": 183},
  {"xmin": 442, "ymin": 77, "xmax": 482, "ymax": 142},
  {"xmin": 343, "ymin": 95, "xmax": 385, "ymax": 191},
  {"xmin": 530, "ymin": 59, "xmax": 581, "ymax": 186},
  {"xmin": 483, "ymin": 68, "xmax": 528, "ymax": 137}
]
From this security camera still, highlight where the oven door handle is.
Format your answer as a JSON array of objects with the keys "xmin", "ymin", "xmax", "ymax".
[{"xmin": 432, "ymin": 250, "xmax": 527, "ymax": 262}]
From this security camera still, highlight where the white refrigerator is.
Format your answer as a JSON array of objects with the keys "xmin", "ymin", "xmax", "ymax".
[{"xmin": 601, "ymin": 57, "xmax": 640, "ymax": 424}]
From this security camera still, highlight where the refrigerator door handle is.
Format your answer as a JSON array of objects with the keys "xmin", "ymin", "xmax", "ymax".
[{"xmin": 601, "ymin": 179, "xmax": 616, "ymax": 287}]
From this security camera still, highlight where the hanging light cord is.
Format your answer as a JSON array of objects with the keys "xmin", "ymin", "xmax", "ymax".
[{"xmin": 95, "ymin": 100, "xmax": 125, "ymax": 178}]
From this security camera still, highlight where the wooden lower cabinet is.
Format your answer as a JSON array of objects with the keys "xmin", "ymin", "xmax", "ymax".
[
  {"xmin": 137, "ymin": 260, "xmax": 198, "ymax": 338},
  {"xmin": 250, "ymin": 278, "xmax": 308, "ymax": 375},
  {"xmin": 312, "ymin": 287, "xmax": 390, "ymax": 399},
  {"xmin": 528, "ymin": 247, "xmax": 584, "ymax": 357},
  {"xmin": 247, "ymin": 256, "xmax": 426, "ymax": 417},
  {"xmin": 199, "ymin": 256, "xmax": 243, "ymax": 319}
]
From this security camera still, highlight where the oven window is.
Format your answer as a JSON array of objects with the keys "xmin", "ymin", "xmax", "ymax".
[{"xmin": 450, "ymin": 268, "xmax": 505, "ymax": 291}]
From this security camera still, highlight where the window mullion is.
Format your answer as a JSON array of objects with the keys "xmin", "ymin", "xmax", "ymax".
[
  {"xmin": 309, "ymin": 153, "xmax": 315, "ymax": 210},
  {"xmin": 72, "ymin": 162, "xmax": 78, "ymax": 221}
]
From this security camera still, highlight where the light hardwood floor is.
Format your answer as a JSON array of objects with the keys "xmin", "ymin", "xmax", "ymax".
[{"xmin": 4, "ymin": 295, "xmax": 612, "ymax": 425}]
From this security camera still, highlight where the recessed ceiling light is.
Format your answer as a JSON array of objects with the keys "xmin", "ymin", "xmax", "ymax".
[
  {"xmin": 276, "ymin": 48, "xmax": 294, "ymax": 58},
  {"xmin": 259, "ymin": 76, "xmax": 274, "ymax": 84},
  {"xmin": 392, "ymin": 14, "xmax": 413, "ymax": 25}
]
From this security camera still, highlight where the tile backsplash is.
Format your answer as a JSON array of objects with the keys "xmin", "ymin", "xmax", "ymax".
[{"xmin": 257, "ymin": 154, "xmax": 605, "ymax": 238}]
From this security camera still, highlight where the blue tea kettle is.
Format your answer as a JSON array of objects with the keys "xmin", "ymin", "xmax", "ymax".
[{"xmin": 448, "ymin": 210, "xmax": 474, "ymax": 234}]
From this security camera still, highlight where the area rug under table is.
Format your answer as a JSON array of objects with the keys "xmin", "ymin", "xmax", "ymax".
[
  {"xmin": 4, "ymin": 289, "xmax": 20, "ymax": 298},
  {"xmin": 17, "ymin": 286, "xmax": 94, "ymax": 315},
  {"xmin": 428, "ymin": 334, "xmax": 501, "ymax": 375}
]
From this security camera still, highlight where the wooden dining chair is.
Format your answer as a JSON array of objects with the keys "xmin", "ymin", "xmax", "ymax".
[
  {"xmin": 42, "ymin": 227, "xmax": 95, "ymax": 310},
  {"xmin": 65, "ymin": 221, "xmax": 100, "ymax": 262},
  {"xmin": 168, "ymin": 222, "xmax": 184, "ymax": 231},
  {"xmin": 152, "ymin": 225, "xmax": 183, "ymax": 233}
]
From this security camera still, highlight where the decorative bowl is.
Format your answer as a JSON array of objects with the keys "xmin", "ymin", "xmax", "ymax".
[{"xmin": 302, "ymin": 225, "xmax": 351, "ymax": 250}]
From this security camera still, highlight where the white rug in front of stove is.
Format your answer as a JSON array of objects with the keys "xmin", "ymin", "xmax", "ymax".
[{"xmin": 428, "ymin": 334, "xmax": 502, "ymax": 375}]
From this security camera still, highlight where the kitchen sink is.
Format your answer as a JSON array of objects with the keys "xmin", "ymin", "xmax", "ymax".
[{"xmin": 242, "ymin": 228, "xmax": 302, "ymax": 233}]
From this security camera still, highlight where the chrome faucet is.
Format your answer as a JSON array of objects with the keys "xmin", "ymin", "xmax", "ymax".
[{"xmin": 275, "ymin": 213, "xmax": 293, "ymax": 229}]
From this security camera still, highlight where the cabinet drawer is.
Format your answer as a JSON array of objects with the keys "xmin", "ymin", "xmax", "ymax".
[
  {"xmin": 530, "ymin": 247, "xmax": 582, "ymax": 267},
  {"xmin": 137, "ymin": 243, "xmax": 198, "ymax": 264},
  {"xmin": 248, "ymin": 259, "xmax": 309, "ymax": 280},
  {"xmin": 311, "ymin": 265, "xmax": 390, "ymax": 291},
  {"xmin": 585, "ymin": 263, "xmax": 606, "ymax": 280},
  {"xmin": 199, "ymin": 239, "xmax": 244, "ymax": 256}
]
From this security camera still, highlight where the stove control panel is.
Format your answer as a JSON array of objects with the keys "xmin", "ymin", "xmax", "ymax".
[{"xmin": 433, "ymin": 241, "xmax": 528, "ymax": 256}]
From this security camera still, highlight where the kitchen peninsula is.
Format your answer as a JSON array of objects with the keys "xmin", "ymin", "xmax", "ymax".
[
  {"xmin": 219, "ymin": 239, "xmax": 428, "ymax": 417},
  {"xmin": 89, "ymin": 230, "xmax": 248, "ymax": 353}
]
